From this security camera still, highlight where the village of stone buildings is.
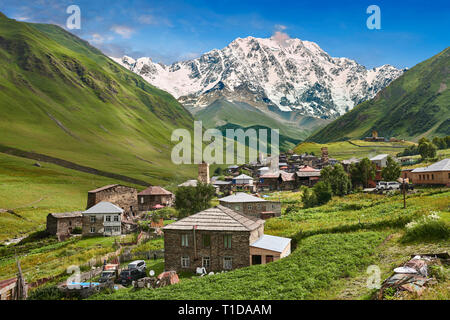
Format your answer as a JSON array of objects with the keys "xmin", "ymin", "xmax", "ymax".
[{"xmin": 1, "ymin": 138, "xmax": 450, "ymax": 300}]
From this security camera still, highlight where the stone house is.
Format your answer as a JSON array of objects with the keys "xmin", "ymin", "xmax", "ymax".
[
  {"xmin": 163, "ymin": 205, "xmax": 290, "ymax": 273},
  {"xmin": 409, "ymin": 158, "xmax": 450, "ymax": 186},
  {"xmin": 296, "ymin": 165, "xmax": 321, "ymax": 186},
  {"xmin": 86, "ymin": 184, "xmax": 137, "ymax": 216},
  {"xmin": 82, "ymin": 201, "xmax": 123, "ymax": 236},
  {"xmin": 219, "ymin": 192, "xmax": 281, "ymax": 219},
  {"xmin": 137, "ymin": 186, "xmax": 174, "ymax": 211},
  {"xmin": 46, "ymin": 212, "xmax": 83, "ymax": 239}
]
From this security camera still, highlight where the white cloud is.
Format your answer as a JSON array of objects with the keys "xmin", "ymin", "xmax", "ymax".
[
  {"xmin": 272, "ymin": 25, "xmax": 291, "ymax": 47},
  {"xmin": 138, "ymin": 14, "xmax": 172, "ymax": 27},
  {"xmin": 110, "ymin": 25, "xmax": 135, "ymax": 39}
]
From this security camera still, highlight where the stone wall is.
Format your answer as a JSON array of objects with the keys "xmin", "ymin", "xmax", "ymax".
[
  {"xmin": 87, "ymin": 185, "xmax": 138, "ymax": 215},
  {"xmin": 164, "ymin": 229, "xmax": 255, "ymax": 272},
  {"xmin": 82, "ymin": 214, "xmax": 105, "ymax": 236},
  {"xmin": 46, "ymin": 215, "xmax": 83, "ymax": 236}
]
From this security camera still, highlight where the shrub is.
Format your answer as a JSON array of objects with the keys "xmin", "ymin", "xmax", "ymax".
[
  {"xmin": 71, "ymin": 226, "xmax": 82, "ymax": 234},
  {"xmin": 27, "ymin": 285, "xmax": 65, "ymax": 300},
  {"xmin": 401, "ymin": 213, "xmax": 450, "ymax": 243},
  {"xmin": 313, "ymin": 182, "xmax": 333, "ymax": 206}
]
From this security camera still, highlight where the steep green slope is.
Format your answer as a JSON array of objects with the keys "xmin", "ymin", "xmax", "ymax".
[
  {"xmin": 0, "ymin": 14, "xmax": 196, "ymax": 185},
  {"xmin": 307, "ymin": 48, "xmax": 450, "ymax": 143}
]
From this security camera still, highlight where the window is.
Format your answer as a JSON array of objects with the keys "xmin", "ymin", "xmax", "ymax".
[
  {"xmin": 181, "ymin": 234, "xmax": 189, "ymax": 247},
  {"xmin": 234, "ymin": 205, "xmax": 240, "ymax": 211},
  {"xmin": 90, "ymin": 216, "xmax": 96, "ymax": 223},
  {"xmin": 140, "ymin": 197, "xmax": 144, "ymax": 204},
  {"xmin": 247, "ymin": 204, "xmax": 252, "ymax": 210},
  {"xmin": 69, "ymin": 221, "xmax": 72, "ymax": 226},
  {"xmin": 114, "ymin": 215, "xmax": 119, "ymax": 222},
  {"xmin": 113, "ymin": 226, "xmax": 120, "ymax": 233},
  {"xmin": 106, "ymin": 216, "xmax": 111, "ymax": 222},
  {"xmin": 224, "ymin": 235, "xmax": 232, "ymax": 249},
  {"xmin": 256, "ymin": 204, "xmax": 261, "ymax": 209},
  {"xmin": 223, "ymin": 257, "xmax": 232, "ymax": 270},
  {"xmin": 105, "ymin": 226, "xmax": 111, "ymax": 233},
  {"xmin": 181, "ymin": 256, "xmax": 190, "ymax": 268},
  {"xmin": 202, "ymin": 256, "xmax": 210, "ymax": 269},
  {"xmin": 90, "ymin": 227, "xmax": 95, "ymax": 233},
  {"xmin": 202, "ymin": 234, "xmax": 211, "ymax": 248},
  {"xmin": 431, "ymin": 174, "xmax": 434, "ymax": 180}
]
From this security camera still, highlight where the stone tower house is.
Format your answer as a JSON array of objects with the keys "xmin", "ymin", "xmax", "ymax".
[{"xmin": 198, "ymin": 162, "xmax": 210, "ymax": 184}]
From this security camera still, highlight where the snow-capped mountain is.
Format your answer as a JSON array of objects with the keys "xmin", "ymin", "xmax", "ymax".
[{"xmin": 111, "ymin": 36, "xmax": 404, "ymax": 119}]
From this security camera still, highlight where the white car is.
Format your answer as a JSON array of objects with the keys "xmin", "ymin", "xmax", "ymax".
[
  {"xmin": 377, "ymin": 181, "xmax": 400, "ymax": 190},
  {"xmin": 128, "ymin": 260, "xmax": 146, "ymax": 273}
]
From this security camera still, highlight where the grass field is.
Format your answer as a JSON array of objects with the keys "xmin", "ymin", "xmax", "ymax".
[
  {"xmin": 293, "ymin": 140, "xmax": 415, "ymax": 160},
  {"xmin": 91, "ymin": 188, "xmax": 449, "ymax": 300},
  {"xmin": 0, "ymin": 152, "xmax": 143, "ymax": 242},
  {"xmin": 0, "ymin": 235, "xmax": 120, "ymax": 282}
]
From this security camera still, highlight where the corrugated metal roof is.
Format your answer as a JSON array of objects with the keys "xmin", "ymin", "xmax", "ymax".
[
  {"xmin": 219, "ymin": 192, "xmax": 266, "ymax": 203},
  {"xmin": 411, "ymin": 158, "xmax": 450, "ymax": 173},
  {"xmin": 370, "ymin": 154, "xmax": 389, "ymax": 161},
  {"xmin": 234, "ymin": 174, "xmax": 253, "ymax": 180},
  {"xmin": 250, "ymin": 234, "xmax": 291, "ymax": 253},
  {"xmin": 163, "ymin": 205, "xmax": 264, "ymax": 231},
  {"xmin": 49, "ymin": 211, "xmax": 83, "ymax": 218},
  {"xmin": 138, "ymin": 186, "xmax": 172, "ymax": 196},
  {"xmin": 296, "ymin": 171, "xmax": 321, "ymax": 177},
  {"xmin": 83, "ymin": 201, "xmax": 124, "ymax": 214},
  {"xmin": 178, "ymin": 180, "xmax": 198, "ymax": 187}
]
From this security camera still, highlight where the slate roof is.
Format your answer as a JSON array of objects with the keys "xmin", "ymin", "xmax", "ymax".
[
  {"xmin": 219, "ymin": 192, "xmax": 267, "ymax": 203},
  {"xmin": 163, "ymin": 205, "xmax": 264, "ymax": 232},
  {"xmin": 49, "ymin": 211, "xmax": 83, "ymax": 219},
  {"xmin": 250, "ymin": 234, "xmax": 291, "ymax": 253},
  {"xmin": 83, "ymin": 201, "xmax": 124, "ymax": 214},
  {"xmin": 411, "ymin": 158, "xmax": 450, "ymax": 173},
  {"xmin": 138, "ymin": 186, "xmax": 172, "ymax": 196},
  {"xmin": 88, "ymin": 184, "xmax": 119, "ymax": 193}
]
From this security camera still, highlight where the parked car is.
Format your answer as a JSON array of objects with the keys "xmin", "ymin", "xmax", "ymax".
[
  {"xmin": 99, "ymin": 270, "xmax": 117, "ymax": 283},
  {"xmin": 119, "ymin": 268, "xmax": 145, "ymax": 286},
  {"xmin": 128, "ymin": 260, "xmax": 146, "ymax": 273},
  {"xmin": 376, "ymin": 181, "xmax": 400, "ymax": 190}
]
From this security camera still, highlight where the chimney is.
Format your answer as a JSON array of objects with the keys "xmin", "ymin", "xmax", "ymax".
[{"xmin": 198, "ymin": 162, "xmax": 210, "ymax": 184}]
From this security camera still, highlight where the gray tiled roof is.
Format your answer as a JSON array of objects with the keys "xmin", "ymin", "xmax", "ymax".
[
  {"xmin": 250, "ymin": 234, "xmax": 291, "ymax": 253},
  {"xmin": 163, "ymin": 205, "xmax": 264, "ymax": 231},
  {"xmin": 83, "ymin": 201, "xmax": 124, "ymax": 214},
  {"xmin": 411, "ymin": 158, "xmax": 450, "ymax": 173},
  {"xmin": 219, "ymin": 192, "xmax": 267, "ymax": 203},
  {"xmin": 296, "ymin": 171, "xmax": 321, "ymax": 177}
]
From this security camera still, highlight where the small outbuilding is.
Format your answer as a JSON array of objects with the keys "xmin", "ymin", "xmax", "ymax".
[
  {"xmin": 250, "ymin": 234, "xmax": 291, "ymax": 265},
  {"xmin": 46, "ymin": 212, "xmax": 83, "ymax": 239},
  {"xmin": 137, "ymin": 186, "xmax": 173, "ymax": 211}
]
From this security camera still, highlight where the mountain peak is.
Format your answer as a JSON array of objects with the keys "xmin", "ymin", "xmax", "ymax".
[{"xmin": 114, "ymin": 36, "xmax": 404, "ymax": 119}]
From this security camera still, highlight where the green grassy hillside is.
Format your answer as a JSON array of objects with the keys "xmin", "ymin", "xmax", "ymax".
[
  {"xmin": 0, "ymin": 13, "xmax": 197, "ymax": 185},
  {"xmin": 195, "ymin": 99, "xmax": 329, "ymax": 142},
  {"xmin": 294, "ymin": 140, "xmax": 415, "ymax": 160},
  {"xmin": 307, "ymin": 47, "xmax": 450, "ymax": 143}
]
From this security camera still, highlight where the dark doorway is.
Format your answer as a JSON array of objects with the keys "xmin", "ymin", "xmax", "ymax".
[
  {"xmin": 265, "ymin": 255, "xmax": 274, "ymax": 263},
  {"xmin": 251, "ymin": 255, "xmax": 262, "ymax": 265}
]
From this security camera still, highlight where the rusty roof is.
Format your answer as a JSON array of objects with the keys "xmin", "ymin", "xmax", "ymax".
[
  {"xmin": 163, "ymin": 205, "xmax": 264, "ymax": 232},
  {"xmin": 0, "ymin": 277, "xmax": 17, "ymax": 289},
  {"xmin": 138, "ymin": 186, "xmax": 172, "ymax": 196}
]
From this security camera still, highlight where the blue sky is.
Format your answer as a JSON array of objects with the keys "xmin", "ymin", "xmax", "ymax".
[{"xmin": 0, "ymin": 0, "xmax": 448, "ymax": 68}]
